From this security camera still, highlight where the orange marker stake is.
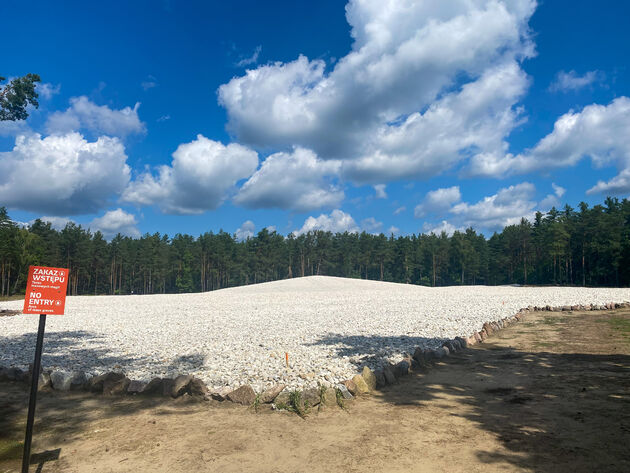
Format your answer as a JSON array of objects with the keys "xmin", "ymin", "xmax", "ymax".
[{"xmin": 285, "ymin": 352, "xmax": 289, "ymax": 369}]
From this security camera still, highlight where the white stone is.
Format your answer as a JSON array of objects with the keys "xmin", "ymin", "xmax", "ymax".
[{"xmin": 2, "ymin": 276, "xmax": 629, "ymax": 391}]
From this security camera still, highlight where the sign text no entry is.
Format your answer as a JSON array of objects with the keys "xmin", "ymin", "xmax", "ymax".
[
  {"xmin": 22, "ymin": 266, "xmax": 69, "ymax": 315},
  {"xmin": 21, "ymin": 265, "xmax": 69, "ymax": 473}
]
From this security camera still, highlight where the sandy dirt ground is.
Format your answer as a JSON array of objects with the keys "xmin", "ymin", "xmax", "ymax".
[{"xmin": 1, "ymin": 307, "xmax": 629, "ymax": 473}]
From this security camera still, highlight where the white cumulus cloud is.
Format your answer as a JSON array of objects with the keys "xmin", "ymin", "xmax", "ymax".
[
  {"xmin": 422, "ymin": 220, "xmax": 460, "ymax": 236},
  {"xmin": 218, "ymin": 0, "xmax": 535, "ymax": 183},
  {"xmin": 122, "ymin": 135, "xmax": 259, "ymax": 214},
  {"xmin": 46, "ymin": 96, "xmax": 146, "ymax": 137},
  {"xmin": 235, "ymin": 220, "xmax": 256, "ymax": 241},
  {"xmin": 233, "ymin": 147, "xmax": 343, "ymax": 211},
  {"xmin": 235, "ymin": 45, "xmax": 262, "ymax": 67},
  {"xmin": 36, "ymin": 82, "xmax": 61, "ymax": 100},
  {"xmin": 294, "ymin": 209, "xmax": 359, "ymax": 235},
  {"xmin": 414, "ymin": 186, "xmax": 462, "ymax": 218},
  {"xmin": 468, "ymin": 97, "xmax": 630, "ymax": 191},
  {"xmin": 0, "ymin": 133, "xmax": 130, "ymax": 215},
  {"xmin": 549, "ymin": 70, "xmax": 602, "ymax": 93},
  {"xmin": 587, "ymin": 169, "xmax": 630, "ymax": 196},
  {"xmin": 33, "ymin": 216, "xmax": 74, "ymax": 231},
  {"xmin": 90, "ymin": 208, "xmax": 140, "ymax": 239},
  {"xmin": 361, "ymin": 217, "xmax": 383, "ymax": 233},
  {"xmin": 373, "ymin": 184, "xmax": 387, "ymax": 199},
  {"xmin": 450, "ymin": 182, "xmax": 537, "ymax": 230},
  {"xmin": 539, "ymin": 182, "xmax": 566, "ymax": 210}
]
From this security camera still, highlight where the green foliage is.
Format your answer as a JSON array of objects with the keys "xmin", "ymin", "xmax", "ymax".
[
  {"xmin": 318, "ymin": 383, "xmax": 327, "ymax": 411},
  {"xmin": 0, "ymin": 74, "xmax": 41, "ymax": 121},
  {"xmin": 287, "ymin": 390, "xmax": 309, "ymax": 418},
  {"xmin": 252, "ymin": 392, "xmax": 262, "ymax": 413},
  {"xmin": 335, "ymin": 387, "xmax": 346, "ymax": 410},
  {"xmin": 0, "ymin": 196, "xmax": 629, "ymax": 297}
]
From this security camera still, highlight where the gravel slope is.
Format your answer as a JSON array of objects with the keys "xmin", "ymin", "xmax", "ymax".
[{"xmin": 2, "ymin": 276, "xmax": 629, "ymax": 391}]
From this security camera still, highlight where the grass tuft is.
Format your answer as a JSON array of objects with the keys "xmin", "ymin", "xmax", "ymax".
[
  {"xmin": 318, "ymin": 383, "xmax": 327, "ymax": 412},
  {"xmin": 0, "ymin": 438, "xmax": 23, "ymax": 461},
  {"xmin": 252, "ymin": 392, "xmax": 262, "ymax": 413},
  {"xmin": 288, "ymin": 390, "xmax": 309, "ymax": 418},
  {"xmin": 335, "ymin": 387, "xmax": 346, "ymax": 410}
]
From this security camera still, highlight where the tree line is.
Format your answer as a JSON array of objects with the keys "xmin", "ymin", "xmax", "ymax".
[{"xmin": 1, "ymin": 197, "xmax": 629, "ymax": 297}]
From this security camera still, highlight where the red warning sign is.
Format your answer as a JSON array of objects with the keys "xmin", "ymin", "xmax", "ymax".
[{"xmin": 22, "ymin": 266, "xmax": 69, "ymax": 315}]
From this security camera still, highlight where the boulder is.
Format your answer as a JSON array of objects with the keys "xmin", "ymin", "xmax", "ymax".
[
  {"xmin": 321, "ymin": 386, "xmax": 339, "ymax": 407},
  {"xmin": 383, "ymin": 366, "xmax": 397, "ymax": 385},
  {"xmin": 209, "ymin": 386, "xmax": 231, "ymax": 401},
  {"xmin": 160, "ymin": 378, "xmax": 175, "ymax": 397},
  {"xmin": 188, "ymin": 377, "xmax": 209, "ymax": 397},
  {"xmin": 444, "ymin": 341, "xmax": 457, "ymax": 353},
  {"xmin": 127, "ymin": 380, "xmax": 146, "ymax": 394},
  {"xmin": 50, "ymin": 370, "xmax": 86, "ymax": 391},
  {"xmin": 424, "ymin": 349, "xmax": 436, "ymax": 362},
  {"xmin": 226, "ymin": 385, "xmax": 256, "ymax": 405},
  {"xmin": 394, "ymin": 360, "xmax": 410, "ymax": 377},
  {"xmin": 336, "ymin": 384, "xmax": 353, "ymax": 400},
  {"xmin": 433, "ymin": 347, "xmax": 447, "ymax": 360},
  {"xmin": 0, "ymin": 367, "xmax": 24, "ymax": 382},
  {"xmin": 343, "ymin": 379, "xmax": 358, "ymax": 395},
  {"xmin": 374, "ymin": 369, "xmax": 386, "ymax": 388},
  {"xmin": 89, "ymin": 372, "xmax": 127, "ymax": 393},
  {"xmin": 170, "ymin": 375, "xmax": 193, "ymax": 398},
  {"xmin": 455, "ymin": 337, "xmax": 468, "ymax": 349},
  {"xmin": 70, "ymin": 371, "xmax": 88, "ymax": 390},
  {"xmin": 413, "ymin": 347, "xmax": 426, "ymax": 364},
  {"xmin": 274, "ymin": 391, "xmax": 291, "ymax": 406},
  {"xmin": 361, "ymin": 367, "xmax": 377, "ymax": 391},
  {"xmin": 103, "ymin": 375, "xmax": 130, "ymax": 396},
  {"xmin": 37, "ymin": 371, "xmax": 52, "ymax": 391},
  {"xmin": 141, "ymin": 378, "xmax": 164, "ymax": 396},
  {"xmin": 352, "ymin": 374, "xmax": 370, "ymax": 394},
  {"xmin": 261, "ymin": 384, "xmax": 285, "ymax": 403},
  {"xmin": 482, "ymin": 322, "xmax": 494, "ymax": 334},
  {"xmin": 302, "ymin": 388, "xmax": 321, "ymax": 407},
  {"xmin": 402, "ymin": 354, "xmax": 415, "ymax": 371}
]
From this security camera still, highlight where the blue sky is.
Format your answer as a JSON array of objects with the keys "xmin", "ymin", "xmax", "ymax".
[{"xmin": 1, "ymin": 0, "xmax": 629, "ymax": 239}]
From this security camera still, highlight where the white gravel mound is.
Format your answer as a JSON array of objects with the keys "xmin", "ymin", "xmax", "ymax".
[{"xmin": 1, "ymin": 276, "xmax": 629, "ymax": 391}]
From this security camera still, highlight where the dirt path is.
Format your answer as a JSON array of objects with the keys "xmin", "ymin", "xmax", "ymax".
[{"xmin": 2, "ymin": 308, "xmax": 629, "ymax": 473}]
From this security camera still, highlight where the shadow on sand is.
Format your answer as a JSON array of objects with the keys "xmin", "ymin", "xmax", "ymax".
[
  {"xmin": 1, "ymin": 312, "xmax": 629, "ymax": 472},
  {"xmin": 312, "ymin": 329, "xmax": 630, "ymax": 472}
]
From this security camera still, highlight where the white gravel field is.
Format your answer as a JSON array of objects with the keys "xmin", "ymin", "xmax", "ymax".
[{"xmin": 1, "ymin": 276, "xmax": 629, "ymax": 391}]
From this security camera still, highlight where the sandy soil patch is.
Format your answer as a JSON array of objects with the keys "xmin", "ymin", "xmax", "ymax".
[{"xmin": 1, "ymin": 307, "xmax": 629, "ymax": 472}]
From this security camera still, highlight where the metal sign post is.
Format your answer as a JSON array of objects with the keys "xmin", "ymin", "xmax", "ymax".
[
  {"xmin": 20, "ymin": 266, "xmax": 69, "ymax": 473},
  {"xmin": 22, "ymin": 314, "xmax": 47, "ymax": 473}
]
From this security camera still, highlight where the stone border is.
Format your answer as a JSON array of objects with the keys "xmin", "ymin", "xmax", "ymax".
[{"xmin": 2, "ymin": 301, "xmax": 629, "ymax": 411}]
